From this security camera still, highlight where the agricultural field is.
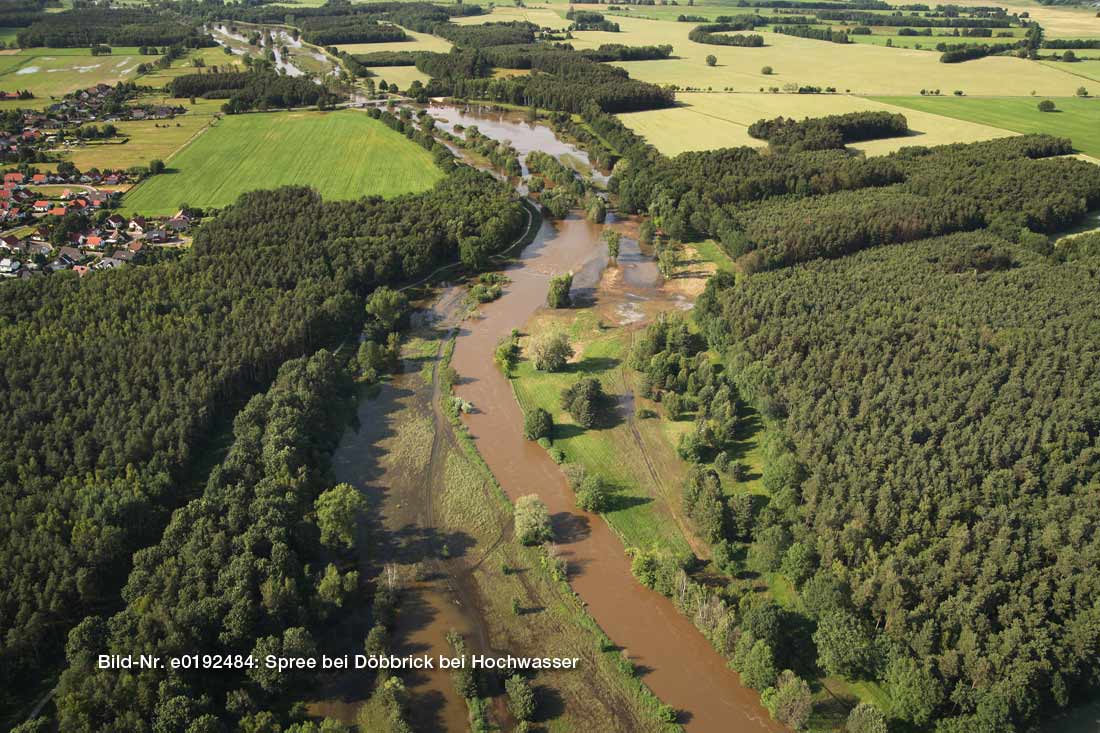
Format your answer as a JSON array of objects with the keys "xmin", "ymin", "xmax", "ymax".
[
  {"xmin": 871, "ymin": 94, "xmax": 1100, "ymax": 158},
  {"xmin": 0, "ymin": 49, "xmax": 145, "ymax": 99},
  {"xmin": 59, "ymin": 97, "xmax": 223, "ymax": 172},
  {"xmin": 847, "ymin": 27, "xmax": 1027, "ymax": 50},
  {"xmin": 452, "ymin": 5, "xmax": 572, "ymax": 30},
  {"xmin": 618, "ymin": 91, "xmax": 1016, "ymax": 155},
  {"xmin": 122, "ymin": 109, "xmax": 444, "ymax": 215},
  {"xmin": 540, "ymin": 13, "xmax": 1089, "ymax": 96},
  {"xmin": 1041, "ymin": 58, "xmax": 1100, "ymax": 83},
  {"xmin": 338, "ymin": 27, "xmax": 451, "ymax": 85}
]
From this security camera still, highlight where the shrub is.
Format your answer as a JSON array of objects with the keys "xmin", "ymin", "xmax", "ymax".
[
  {"xmin": 547, "ymin": 272, "xmax": 574, "ymax": 308},
  {"xmin": 530, "ymin": 330, "xmax": 574, "ymax": 372},
  {"xmin": 576, "ymin": 475, "xmax": 611, "ymax": 512},
  {"xmin": 761, "ymin": 65, "xmax": 773, "ymax": 75},
  {"xmin": 514, "ymin": 494, "xmax": 553, "ymax": 545},
  {"xmin": 523, "ymin": 407, "xmax": 553, "ymax": 441},
  {"xmin": 505, "ymin": 675, "xmax": 536, "ymax": 721},
  {"xmin": 706, "ymin": 54, "xmax": 717, "ymax": 66},
  {"xmin": 1038, "ymin": 99, "xmax": 1056, "ymax": 112}
]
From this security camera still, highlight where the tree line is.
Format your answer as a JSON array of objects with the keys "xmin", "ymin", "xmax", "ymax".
[
  {"xmin": 169, "ymin": 71, "xmax": 336, "ymax": 112},
  {"xmin": 688, "ymin": 24, "xmax": 765, "ymax": 47}
]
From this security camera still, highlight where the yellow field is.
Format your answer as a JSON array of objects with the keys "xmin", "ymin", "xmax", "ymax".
[
  {"xmin": 944, "ymin": 0, "xmax": 1100, "ymax": 39},
  {"xmin": 366, "ymin": 65, "xmax": 429, "ymax": 88},
  {"xmin": 559, "ymin": 12, "xmax": 1088, "ymax": 96},
  {"xmin": 618, "ymin": 92, "xmax": 1017, "ymax": 155},
  {"xmin": 452, "ymin": 6, "xmax": 571, "ymax": 30},
  {"xmin": 336, "ymin": 27, "xmax": 452, "ymax": 55}
]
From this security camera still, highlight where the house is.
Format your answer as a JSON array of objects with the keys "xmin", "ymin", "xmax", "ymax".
[
  {"xmin": 31, "ymin": 173, "xmax": 46, "ymax": 185},
  {"xmin": 30, "ymin": 227, "xmax": 50, "ymax": 243},
  {"xmin": 32, "ymin": 200, "xmax": 49, "ymax": 213},
  {"xmin": 47, "ymin": 206, "xmax": 66, "ymax": 217},
  {"xmin": 112, "ymin": 249, "xmax": 134, "ymax": 262},
  {"xmin": 128, "ymin": 216, "xmax": 147, "ymax": 233},
  {"xmin": 85, "ymin": 235, "xmax": 103, "ymax": 249},
  {"xmin": 0, "ymin": 235, "xmax": 22, "ymax": 252},
  {"xmin": 58, "ymin": 246, "xmax": 83, "ymax": 265},
  {"xmin": 128, "ymin": 240, "xmax": 144, "ymax": 254},
  {"xmin": 26, "ymin": 241, "xmax": 51, "ymax": 257},
  {"xmin": 94, "ymin": 256, "xmax": 124, "ymax": 270},
  {"xmin": 0, "ymin": 258, "xmax": 20, "ymax": 277},
  {"xmin": 106, "ymin": 213, "xmax": 126, "ymax": 229},
  {"xmin": 145, "ymin": 228, "xmax": 168, "ymax": 244},
  {"xmin": 3, "ymin": 172, "xmax": 24, "ymax": 185}
]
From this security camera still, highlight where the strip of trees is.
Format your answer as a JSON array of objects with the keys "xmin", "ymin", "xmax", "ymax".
[{"xmin": 688, "ymin": 24, "xmax": 765, "ymax": 47}]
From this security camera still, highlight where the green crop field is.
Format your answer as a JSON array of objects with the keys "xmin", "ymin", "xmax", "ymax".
[
  {"xmin": 872, "ymin": 95, "xmax": 1100, "ymax": 158},
  {"xmin": 122, "ymin": 110, "xmax": 444, "ymax": 215}
]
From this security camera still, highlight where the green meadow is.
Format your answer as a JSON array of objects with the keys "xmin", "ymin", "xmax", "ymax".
[
  {"xmin": 872, "ymin": 94, "xmax": 1100, "ymax": 157},
  {"xmin": 122, "ymin": 109, "xmax": 444, "ymax": 215}
]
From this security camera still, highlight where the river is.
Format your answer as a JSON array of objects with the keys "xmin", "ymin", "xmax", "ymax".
[{"xmin": 437, "ymin": 106, "xmax": 783, "ymax": 733}]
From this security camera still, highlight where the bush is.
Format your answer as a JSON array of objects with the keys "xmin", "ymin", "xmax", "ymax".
[
  {"xmin": 576, "ymin": 475, "xmax": 611, "ymax": 512},
  {"xmin": 547, "ymin": 272, "xmax": 574, "ymax": 307},
  {"xmin": 514, "ymin": 494, "xmax": 553, "ymax": 545},
  {"xmin": 523, "ymin": 407, "xmax": 553, "ymax": 441},
  {"xmin": 530, "ymin": 330, "xmax": 574, "ymax": 372},
  {"xmin": 505, "ymin": 675, "xmax": 536, "ymax": 721},
  {"xmin": 549, "ymin": 447, "xmax": 566, "ymax": 463},
  {"xmin": 706, "ymin": 54, "xmax": 717, "ymax": 66},
  {"xmin": 1038, "ymin": 99, "xmax": 1056, "ymax": 112},
  {"xmin": 761, "ymin": 65, "xmax": 774, "ymax": 75},
  {"xmin": 560, "ymin": 377, "xmax": 607, "ymax": 428}
]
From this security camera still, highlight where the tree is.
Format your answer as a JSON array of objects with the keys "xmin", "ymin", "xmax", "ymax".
[
  {"xmin": 1038, "ymin": 99, "xmax": 1056, "ymax": 112},
  {"xmin": 761, "ymin": 65, "xmax": 774, "ymax": 75},
  {"xmin": 365, "ymin": 286, "xmax": 408, "ymax": 334},
  {"xmin": 514, "ymin": 494, "xmax": 552, "ymax": 545},
  {"xmin": 813, "ymin": 611, "xmax": 875, "ymax": 678},
  {"xmin": 886, "ymin": 655, "xmax": 944, "ymax": 726},
  {"xmin": 845, "ymin": 703, "xmax": 888, "ymax": 733},
  {"xmin": 505, "ymin": 675, "xmax": 536, "ymax": 721},
  {"xmin": 639, "ymin": 220, "xmax": 655, "ymax": 245},
  {"xmin": 560, "ymin": 377, "xmax": 607, "ymax": 428},
  {"xmin": 315, "ymin": 483, "xmax": 369, "ymax": 551},
  {"xmin": 780, "ymin": 542, "xmax": 818, "ymax": 588},
  {"xmin": 1077, "ymin": 86, "xmax": 1089, "ymax": 97},
  {"xmin": 529, "ymin": 330, "xmax": 574, "ymax": 371},
  {"xmin": 604, "ymin": 230, "xmax": 621, "ymax": 262},
  {"xmin": 587, "ymin": 196, "xmax": 607, "ymax": 223},
  {"xmin": 576, "ymin": 474, "xmax": 611, "ymax": 512},
  {"xmin": 762, "ymin": 670, "xmax": 812, "ymax": 730},
  {"xmin": 740, "ymin": 639, "xmax": 778, "ymax": 690},
  {"xmin": 149, "ymin": 158, "xmax": 166, "ymax": 174},
  {"xmin": 706, "ymin": 54, "xmax": 717, "ymax": 66},
  {"xmin": 547, "ymin": 272, "xmax": 574, "ymax": 308},
  {"xmin": 523, "ymin": 407, "xmax": 553, "ymax": 441}
]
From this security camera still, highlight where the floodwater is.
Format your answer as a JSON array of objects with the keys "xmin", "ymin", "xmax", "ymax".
[
  {"xmin": 428, "ymin": 103, "xmax": 610, "ymax": 185},
  {"xmin": 447, "ymin": 209, "xmax": 782, "ymax": 731}
]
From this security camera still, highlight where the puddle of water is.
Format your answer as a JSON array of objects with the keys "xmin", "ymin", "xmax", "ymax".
[{"xmin": 15, "ymin": 65, "xmax": 39, "ymax": 75}]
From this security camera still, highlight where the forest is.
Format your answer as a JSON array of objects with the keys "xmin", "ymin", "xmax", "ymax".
[
  {"xmin": 16, "ymin": 7, "xmax": 213, "ymax": 48},
  {"xmin": 692, "ymin": 232, "xmax": 1100, "ymax": 732},
  {"xmin": 615, "ymin": 131, "xmax": 1100, "ymax": 270},
  {"xmin": 53, "ymin": 349, "xmax": 360, "ymax": 732},
  {"xmin": 747, "ymin": 111, "xmax": 910, "ymax": 151},
  {"xmin": 169, "ymin": 72, "xmax": 337, "ymax": 113},
  {"xmin": 0, "ymin": 169, "xmax": 525, "ymax": 713}
]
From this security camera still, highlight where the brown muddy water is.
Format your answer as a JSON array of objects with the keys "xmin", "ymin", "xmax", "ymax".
[{"xmin": 449, "ymin": 211, "xmax": 783, "ymax": 733}]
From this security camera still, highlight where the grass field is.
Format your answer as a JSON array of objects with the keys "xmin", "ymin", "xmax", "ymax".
[
  {"xmin": 57, "ymin": 97, "xmax": 223, "ymax": 172},
  {"xmin": 0, "ymin": 50, "xmax": 144, "ymax": 98},
  {"xmin": 618, "ymin": 92, "xmax": 1016, "ymax": 155},
  {"xmin": 557, "ymin": 12, "xmax": 1088, "ymax": 96},
  {"xmin": 871, "ymin": 95, "xmax": 1100, "ymax": 158},
  {"xmin": 122, "ymin": 109, "xmax": 443, "ymax": 215},
  {"xmin": 1041, "ymin": 59, "xmax": 1100, "ymax": 84}
]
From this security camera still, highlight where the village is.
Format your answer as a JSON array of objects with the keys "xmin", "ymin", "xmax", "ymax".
[{"xmin": 0, "ymin": 82, "xmax": 195, "ymax": 281}]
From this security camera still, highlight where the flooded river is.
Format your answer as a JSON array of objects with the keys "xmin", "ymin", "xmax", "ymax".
[{"xmin": 437, "ymin": 107, "xmax": 783, "ymax": 732}]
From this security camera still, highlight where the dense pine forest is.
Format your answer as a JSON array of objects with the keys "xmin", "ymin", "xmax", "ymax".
[
  {"xmin": 0, "ymin": 168, "xmax": 525, "ymax": 713},
  {"xmin": 693, "ymin": 233, "xmax": 1100, "ymax": 732}
]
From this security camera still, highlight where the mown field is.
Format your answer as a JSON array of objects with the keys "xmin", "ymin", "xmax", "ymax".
[
  {"xmin": 122, "ymin": 110, "xmax": 443, "ymax": 215},
  {"xmin": 337, "ymin": 27, "xmax": 450, "ymax": 86},
  {"xmin": 618, "ymin": 92, "xmax": 1016, "ymax": 155},
  {"xmin": 872, "ymin": 94, "xmax": 1100, "ymax": 158},
  {"xmin": 0, "ymin": 49, "xmax": 144, "ymax": 98}
]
